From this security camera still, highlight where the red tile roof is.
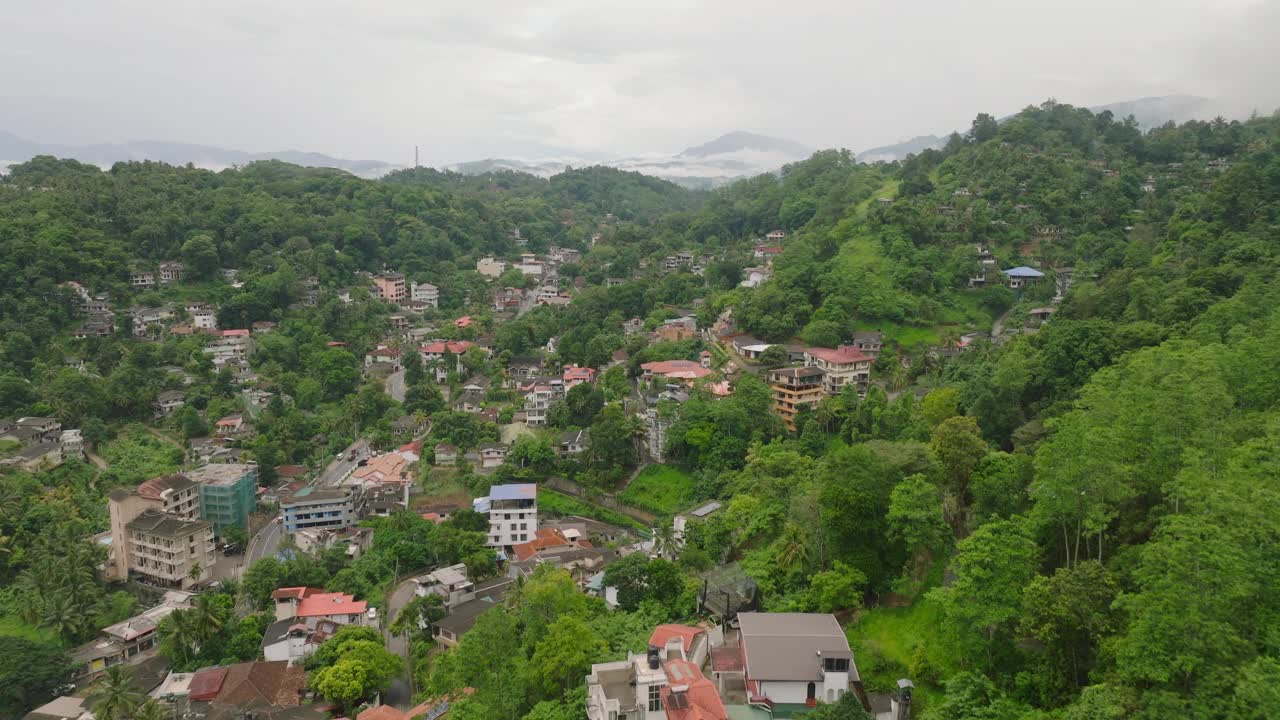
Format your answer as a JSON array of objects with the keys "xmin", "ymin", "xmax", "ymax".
[
  {"xmin": 420, "ymin": 341, "xmax": 475, "ymax": 354},
  {"xmin": 649, "ymin": 624, "xmax": 704, "ymax": 654},
  {"xmin": 454, "ymin": 316, "xmax": 473, "ymax": 328},
  {"xmin": 805, "ymin": 345, "xmax": 872, "ymax": 364},
  {"xmin": 511, "ymin": 528, "xmax": 573, "ymax": 561},
  {"xmin": 296, "ymin": 592, "xmax": 367, "ymax": 618},
  {"xmin": 641, "ymin": 360, "xmax": 713, "ymax": 379},
  {"xmin": 220, "ymin": 329, "xmax": 250, "ymax": 337},
  {"xmin": 270, "ymin": 586, "xmax": 321, "ymax": 601},
  {"xmin": 661, "ymin": 659, "xmax": 727, "ymax": 720},
  {"xmin": 188, "ymin": 666, "xmax": 229, "ymax": 701}
]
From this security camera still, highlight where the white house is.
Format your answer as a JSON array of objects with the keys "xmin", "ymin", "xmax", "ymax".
[{"xmin": 738, "ymin": 612, "xmax": 856, "ymax": 705}]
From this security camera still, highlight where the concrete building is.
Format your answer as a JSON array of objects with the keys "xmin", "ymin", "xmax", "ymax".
[
  {"xmin": 281, "ymin": 487, "xmax": 360, "ymax": 535},
  {"xmin": 478, "ymin": 443, "xmax": 510, "ymax": 469},
  {"xmin": 107, "ymin": 474, "xmax": 202, "ymax": 582},
  {"xmin": 60, "ymin": 428, "xmax": 84, "ymax": 461},
  {"xmin": 158, "ymin": 262, "xmax": 185, "ymax": 285},
  {"xmin": 124, "ymin": 510, "xmax": 216, "ymax": 589},
  {"xmin": 412, "ymin": 563, "xmax": 475, "ymax": 608},
  {"xmin": 474, "ymin": 483, "xmax": 537, "ymax": 547},
  {"xmin": 804, "ymin": 346, "xmax": 873, "ymax": 398},
  {"xmin": 187, "ymin": 463, "xmax": 258, "ymax": 533},
  {"xmin": 586, "ymin": 624, "xmax": 713, "ymax": 720},
  {"xmin": 769, "ymin": 366, "xmax": 825, "ymax": 431},
  {"xmin": 410, "ymin": 282, "xmax": 439, "ymax": 308},
  {"xmin": 372, "ymin": 273, "xmax": 406, "ymax": 303},
  {"xmin": 1002, "ymin": 266, "xmax": 1045, "ymax": 290}
]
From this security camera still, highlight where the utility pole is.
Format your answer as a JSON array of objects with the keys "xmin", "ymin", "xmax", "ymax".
[{"xmin": 414, "ymin": 146, "xmax": 419, "ymax": 169}]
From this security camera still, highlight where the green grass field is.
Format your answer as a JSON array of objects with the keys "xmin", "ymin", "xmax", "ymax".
[
  {"xmin": 618, "ymin": 465, "xmax": 696, "ymax": 515},
  {"xmin": 0, "ymin": 614, "xmax": 59, "ymax": 644},
  {"xmin": 537, "ymin": 488, "xmax": 648, "ymax": 531}
]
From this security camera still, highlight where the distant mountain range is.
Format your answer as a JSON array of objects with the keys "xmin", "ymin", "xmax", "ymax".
[
  {"xmin": 0, "ymin": 131, "xmax": 399, "ymax": 178},
  {"xmin": 855, "ymin": 95, "xmax": 1228, "ymax": 163},
  {"xmin": 446, "ymin": 131, "xmax": 815, "ymax": 189},
  {"xmin": 0, "ymin": 95, "xmax": 1249, "ymax": 183}
]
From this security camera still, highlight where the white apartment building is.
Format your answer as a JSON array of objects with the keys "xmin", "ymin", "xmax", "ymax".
[
  {"xmin": 473, "ymin": 483, "xmax": 537, "ymax": 547},
  {"xmin": 803, "ymin": 346, "xmax": 873, "ymax": 398},
  {"xmin": 411, "ymin": 282, "xmax": 440, "ymax": 308}
]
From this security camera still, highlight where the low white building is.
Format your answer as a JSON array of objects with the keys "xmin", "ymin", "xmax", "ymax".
[{"xmin": 738, "ymin": 612, "xmax": 856, "ymax": 705}]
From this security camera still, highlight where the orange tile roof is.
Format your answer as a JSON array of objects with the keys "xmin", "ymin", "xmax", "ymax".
[
  {"xmin": 649, "ymin": 624, "xmax": 704, "ymax": 654},
  {"xmin": 662, "ymin": 659, "xmax": 727, "ymax": 720},
  {"xmin": 510, "ymin": 528, "xmax": 573, "ymax": 561},
  {"xmin": 296, "ymin": 592, "xmax": 367, "ymax": 618},
  {"xmin": 352, "ymin": 452, "xmax": 409, "ymax": 485}
]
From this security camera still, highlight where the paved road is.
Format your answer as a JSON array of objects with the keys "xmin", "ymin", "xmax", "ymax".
[
  {"xmin": 383, "ymin": 577, "xmax": 421, "ymax": 709},
  {"xmin": 386, "ymin": 368, "xmax": 406, "ymax": 402},
  {"xmin": 318, "ymin": 439, "xmax": 371, "ymax": 488},
  {"xmin": 243, "ymin": 518, "xmax": 282, "ymax": 570}
]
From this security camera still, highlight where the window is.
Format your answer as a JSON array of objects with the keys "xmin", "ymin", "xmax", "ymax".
[
  {"xmin": 648, "ymin": 684, "xmax": 661, "ymax": 711},
  {"xmin": 823, "ymin": 657, "xmax": 850, "ymax": 673}
]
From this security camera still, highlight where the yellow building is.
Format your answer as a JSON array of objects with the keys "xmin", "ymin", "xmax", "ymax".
[{"xmin": 769, "ymin": 366, "xmax": 826, "ymax": 431}]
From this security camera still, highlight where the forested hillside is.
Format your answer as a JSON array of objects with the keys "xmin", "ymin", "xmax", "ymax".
[{"xmin": 1, "ymin": 100, "xmax": 1279, "ymax": 720}]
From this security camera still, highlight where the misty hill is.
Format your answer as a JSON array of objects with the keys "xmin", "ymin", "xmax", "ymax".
[
  {"xmin": 1090, "ymin": 94, "xmax": 1217, "ymax": 129},
  {"xmin": 0, "ymin": 131, "xmax": 398, "ymax": 178},
  {"xmin": 855, "ymin": 95, "xmax": 1227, "ymax": 163},
  {"xmin": 678, "ymin": 131, "xmax": 812, "ymax": 159},
  {"xmin": 447, "ymin": 131, "xmax": 814, "ymax": 189}
]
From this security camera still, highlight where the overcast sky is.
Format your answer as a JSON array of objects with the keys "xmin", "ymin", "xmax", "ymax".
[{"xmin": 1, "ymin": 0, "xmax": 1277, "ymax": 165}]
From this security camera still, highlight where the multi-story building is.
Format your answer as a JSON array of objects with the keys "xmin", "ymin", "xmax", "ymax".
[
  {"xmin": 158, "ymin": 262, "xmax": 185, "ymax": 285},
  {"xmin": 769, "ymin": 366, "xmax": 826, "ymax": 431},
  {"xmin": 191, "ymin": 305, "xmax": 218, "ymax": 331},
  {"xmin": 124, "ymin": 509, "xmax": 216, "ymax": 589},
  {"xmin": 371, "ymin": 272, "xmax": 406, "ymax": 303},
  {"xmin": 281, "ymin": 487, "xmax": 360, "ymax": 535},
  {"xmin": 522, "ymin": 383, "xmax": 555, "ymax": 425},
  {"xmin": 130, "ymin": 270, "xmax": 156, "ymax": 288},
  {"xmin": 410, "ymin": 282, "xmax": 439, "ymax": 308},
  {"xmin": 474, "ymin": 483, "xmax": 537, "ymax": 547},
  {"xmin": 586, "ymin": 624, "xmax": 713, "ymax": 720},
  {"xmin": 188, "ymin": 463, "xmax": 257, "ymax": 533},
  {"xmin": 106, "ymin": 474, "xmax": 202, "ymax": 582},
  {"xmin": 60, "ymin": 428, "xmax": 84, "ymax": 461},
  {"xmin": 804, "ymin": 346, "xmax": 872, "ymax": 398},
  {"xmin": 562, "ymin": 365, "xmax": 595, "ymax": 390},
  {"xmin": 412, "ymin": 563, "xmax": 475, "ymax": 608}
]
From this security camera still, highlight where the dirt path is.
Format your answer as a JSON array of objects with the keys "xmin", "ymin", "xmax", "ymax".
[{"xmin": 85, "ymin": 449, "xmax": 109, "ymax": 469}]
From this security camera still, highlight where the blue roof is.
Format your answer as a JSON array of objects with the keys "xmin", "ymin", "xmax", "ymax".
[
  {"xmin": 1002, "ymin": 266, "xmax": 1045, "ymax": 277},
  {"xmin": 489, "ymin": 483, "xmax": 537, "ymax": 501}
]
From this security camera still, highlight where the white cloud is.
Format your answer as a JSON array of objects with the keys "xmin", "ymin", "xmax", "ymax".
[{"xmin": 0, "ymin": 0, "xmax": 1275, "ymax": 164}]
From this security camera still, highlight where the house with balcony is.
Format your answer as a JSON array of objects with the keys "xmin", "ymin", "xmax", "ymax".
[
  {"xmin": 123, "ymin": 510, "xmax": 216, "ymax": 589},
  {"xmin": 804, "ymin": 346, "xmax": 872, "ymax": 398},
  {"xmin": 769, "ymin": 366, "xmax": 825, "ymax": 431},
  {"xmin": 478, "ymin": 443, "xmax": 510, "ymax": 469},
  {"xmin": 410, "ymin": 282, "xmax": 439, "ymax": 308}
]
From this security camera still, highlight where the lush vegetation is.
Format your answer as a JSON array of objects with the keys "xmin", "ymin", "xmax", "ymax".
[
  {"xmin": 2, "ymin": 100, "xmax": 1280, "ymax": 720},
  {"xmin": 617, "ymin": 464, "xmax": 695, "ymax": 514}
]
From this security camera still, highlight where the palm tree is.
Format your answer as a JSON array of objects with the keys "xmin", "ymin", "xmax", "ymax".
[
  {"xmin": 158, "ymin": 610, "xmax": 196, "ymax": 664},
  {"xmin": 190, "ymin": 595, "xmax": 228, "ymax": 647},
  {"xmin": 188, "ymin": 562, "xmax": 203, "ymax": 584},
  {"xmin": 88, "ymin": 666, "xmax": 145, "ymax": 720},
  {"xmin": 774, "ymin": 523, "xmax": 810, "ymax": 572},
  {"xmin": 652, "ymin": 523, "xmax": 682, "ymax": 559},
  {"xmin": 42, "ymin": 592, "xmax": 86, "ymax": 643},
  {"xmin": 132, "ymin": 699, "xmax": 168, "ymax": 720}
]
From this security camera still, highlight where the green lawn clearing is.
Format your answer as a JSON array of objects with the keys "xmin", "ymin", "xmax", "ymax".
[
  {"xmin": 0, "ymin": 614, "xmax": 59, "ymax": 644},
  {"xmin": 537, "ymin": 488, "xmax": 648, "ymax": 531},
  {"xmin": 618, "ymin": 465, "xmax": 696, "ymax": 515}
]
